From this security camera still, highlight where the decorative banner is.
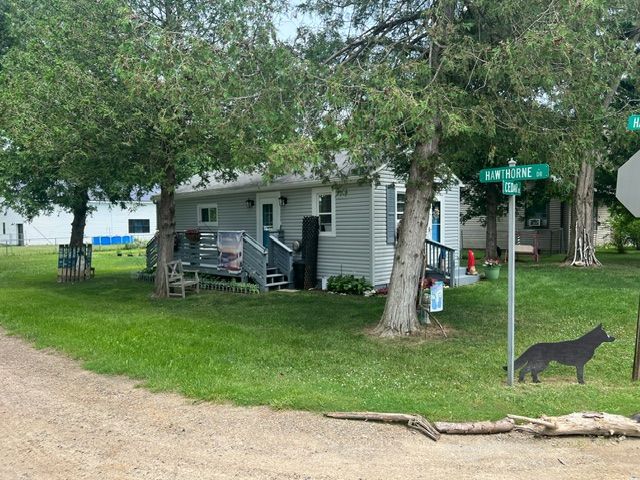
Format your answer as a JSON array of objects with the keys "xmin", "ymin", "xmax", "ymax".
[
  {"xmin": 217, "ymin": 231, "xmax": 243, "ymax": 272},
  {"xmin": 430, "ymin": 281, "xmax": 444, "ymax": 313}
]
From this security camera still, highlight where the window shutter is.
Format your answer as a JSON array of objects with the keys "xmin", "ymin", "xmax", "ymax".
[{"xmin": 386, "ymin": 184, "xmax": 396, "ymax": 245}]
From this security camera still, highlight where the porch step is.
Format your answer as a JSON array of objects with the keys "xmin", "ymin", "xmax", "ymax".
[
  {"xmin": 454, "ymin": 266, "xmax": 480, "ymax": 287},
  {"xmin": 267, "ymin": 273, "xmax": 286, "ymax": 282},
  {"xmin": 425, "ymin": 267, "xmax": 480, "ymax": 287},
  {"xmin": 266, "ymin": 267, "xmax": 290, "ymax": 290},
  {"xmin": 267, "ymin": 280, "xmax": 290, "ymax": 290}
]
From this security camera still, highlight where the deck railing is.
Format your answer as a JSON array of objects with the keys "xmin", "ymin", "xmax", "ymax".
[
  {"xmin": 174, "ymin": 231, "xmax": 218, "ymax": 269},
  {"xmin": 243, "ymin": 233, "xmax": 268, "ymax": 291},
  {"xmin": 269, "ymin": 234, "xmax": 293, "ymax": 288},
  {"xmin": 425, "ymin": 238, "xmax": 457, "ymax": 286},
  {"xmin": 145, "ymin": 231, "xmax": 269, "ymax": 291},
  {"xmin": 146, "ymin": 233, "xmax": 158, "ymax": 270}
]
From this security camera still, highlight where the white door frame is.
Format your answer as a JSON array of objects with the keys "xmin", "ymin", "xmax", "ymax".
[
  {"xmin": 427, "ymin": 194, "xmax": 444, "ymax": 244},
  {"xmin": 256, "ymin": 191, "xmax": 281, "ymax": 246}
]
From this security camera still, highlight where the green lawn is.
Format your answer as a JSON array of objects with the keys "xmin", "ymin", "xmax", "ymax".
[{"xmin": 0, "ymin": 248, "xmax": 639, "ymax": 421}]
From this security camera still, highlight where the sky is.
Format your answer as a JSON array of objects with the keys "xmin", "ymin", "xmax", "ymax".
[{"xmin": 275, "ymin": 1, "xmax": 318, "ymax": 42}]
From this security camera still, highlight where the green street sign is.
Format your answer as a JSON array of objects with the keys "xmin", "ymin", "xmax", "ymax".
[
  {"xmin": 479, "ymin": 163, "xmax": 549, "ymax": 183},
  {"xmin": 503, "ymin": 181, "xmax": 521, "ymax": 196},
  {"xmin": 628, "ymin": 115, "xmax": 640, "ymax": 131}
]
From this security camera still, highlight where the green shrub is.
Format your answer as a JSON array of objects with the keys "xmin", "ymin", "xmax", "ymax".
[
  {"xmin": 609, "ymin": 211, "xmax": 640, "ymax": 252},
  {"xmin": 327, "ymin": 274, "xmax": 373, "ymax": 295},
  {"xmin": 609, "ymin": 212, "xmax": 628, "ymax": 253}
]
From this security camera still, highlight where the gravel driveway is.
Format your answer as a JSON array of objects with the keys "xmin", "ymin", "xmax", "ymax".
[{"xmin": 0, "ymin": 330, "xmax": 638, "ymax": 479}]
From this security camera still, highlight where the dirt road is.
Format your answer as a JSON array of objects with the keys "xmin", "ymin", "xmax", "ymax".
[{"xmin": 0, "ymin": 330, "xmax": 638, "ymax": 479}]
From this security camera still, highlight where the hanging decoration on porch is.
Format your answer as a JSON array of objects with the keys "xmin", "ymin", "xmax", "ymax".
[
  {"xmin": 185, "ymin": 228, "xmax": 201, "ymax": 243},
  {"xmin": 217, "ymin": 231, "xmax": 244, "ymax": 272}
]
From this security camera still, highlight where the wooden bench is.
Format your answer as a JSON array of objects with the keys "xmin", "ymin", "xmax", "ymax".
[
  {"xmin": 164, "ymin": 260, "xmax": 200, "ymax": 298},
  {"xmin": 506, "ymin": 238, "xmax": 540, "ymax": 263}
]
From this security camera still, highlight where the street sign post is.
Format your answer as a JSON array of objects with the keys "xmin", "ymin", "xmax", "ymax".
[
  {"xmin": 628, "ymin": 115, "xmax": 640, "ymax": 131},
  {"xmin": 479, "ymin": 160, "xmax": 550, "ymax": 386}
]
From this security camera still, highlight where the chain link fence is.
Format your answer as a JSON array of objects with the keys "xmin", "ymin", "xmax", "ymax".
[{"xmin": 0, "ymin": 233, "xmax": 154, "ymax": 256}]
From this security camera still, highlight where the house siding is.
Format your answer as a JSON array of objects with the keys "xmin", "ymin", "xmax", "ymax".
[
  {"xmin": 372, "ymin": 170, "xmax": 397, "ymax": 286},
  {"xmin": 174, "ymin": 184, "xmax": 373, "ymax": 283},
  {"xmin": 440, "ymin": 183, "xmax": 461, "ymax": 263},
  {"xmin": 371, "ymin": 170, "xmax": 461, "ymax": 286},
  {"xmin": 279, "ymin": 189, "xmax": 312, "ymax": 243},
  {"xmin": 461, "ymin": 197, "xmax": 572, "ymax": 254},
  {"xmin": 173, "ymin": 168, "xmax": 462, "ymax": 288},
  {"xmin": 175, "ymin": 192, "xmax": 257, "ymax": 237},
  {"xmin": 315, "ymin": 184, "xmax": 372, "ymax": 281},
  {"xmin": 461, "ymin": 202, "xmax": 526, "ymax": 252}
]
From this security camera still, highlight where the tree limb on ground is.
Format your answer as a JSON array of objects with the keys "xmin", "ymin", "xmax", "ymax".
[
  {"xmin": 326, "ymin": 411, "xmax": 640, "ymax": 439},
  {"xmin": 324, "ymin": 412, "xmax": 441, "ymax": 441},
  {"xmin": 324, "ymin": 412, "xmax": 518, "ymax": 440},
  {"xmin": 508, "ymin": 412, "xmax": 640, "ymax": 437}
]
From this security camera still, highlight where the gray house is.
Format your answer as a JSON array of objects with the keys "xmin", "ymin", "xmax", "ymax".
[
  {"xmin": 166, "ymin": 165, "xmax": 462, "ymax": 291},
  {"xmin": 461, "ymin": 196, "xmax": 613, "ymax": 254}
]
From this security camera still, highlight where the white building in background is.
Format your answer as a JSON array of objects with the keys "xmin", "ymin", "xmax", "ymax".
[{"xmin": 0, "ymin": 200, "xmax": 157, "ymax": 246}]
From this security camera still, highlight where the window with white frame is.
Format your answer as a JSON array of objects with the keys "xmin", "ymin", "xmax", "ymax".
[
  {"xmin": 197, "ymin": 204, "xmax": 218, "ymax": 226},
  {"xmin": 396, "ymin": 189, "xmax": 406, "ymax": 225},
  {"xmin": 312, "ymin": 188, "xmax": 335, "ymax": 235}
]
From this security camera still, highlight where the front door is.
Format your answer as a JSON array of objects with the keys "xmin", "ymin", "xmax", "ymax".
[
  {"xmin": 430, "ymin": 201, "xmax": 441, "ymax": 243},
  {"xmin": 256, "ymin": 193, "xmax": 281, "ymax": 247}
]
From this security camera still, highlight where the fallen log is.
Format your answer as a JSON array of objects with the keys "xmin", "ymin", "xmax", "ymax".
[
  {"xmin": 434, "ymin": 418, "xmax": 514, "ymax": 435},
  {"xmin": 324, "ymin": 412, "xmax": 440, "ymax": 441},
  {"xmin": 508, "ymin": 412, "xmax": 640, "ymax": 437}
]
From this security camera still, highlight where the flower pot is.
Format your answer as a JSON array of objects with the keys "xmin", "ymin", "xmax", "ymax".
[
  {"xmin": 185, "ymin": 230, "xmax": 201, "ymax": 243},
  {"xmin": 484, "ymin": 265, "xmax": 501, "ymax": 280}
]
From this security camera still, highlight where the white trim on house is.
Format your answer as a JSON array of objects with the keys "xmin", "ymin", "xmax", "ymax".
[
  {"xmin": 395, "ymin": 187, "xmax": 406, "ymax": 226},
  {"xmin": 311, "ymin": 187, "xmax": 336, "ymax": 237},
  {"xmin": 197, "ymin": 203, "xmax": 219, "ymax": 227},
  {"xmin": 369, "ymin": 182, "xmax": 376, "ymax": 285},
  {"xmin": 256, "ymin": 191, "xmax": 281, "ymax": 246}
]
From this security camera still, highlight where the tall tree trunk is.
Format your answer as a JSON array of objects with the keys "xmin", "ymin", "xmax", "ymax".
[
  {"xmin": 566, "ymin": 159, "xmax": 599, "ymax": 266},
  {"xmin": 154, "ymin": 163, "xmax": 177, "ymax": 297},
  {"xmin": 485, "ymin": 184, "xmax": 499, "ymax": 259},
  {"xmin": 565, "ymin": 27, "xmax": 640, "ymax": 266},
  {"xmin": 69, "ymin": 189, "xmax": 90, "ymax": 247},
  {"xmin": 375, "ymin": 139, "xmax": 439, "ymax": 337}
]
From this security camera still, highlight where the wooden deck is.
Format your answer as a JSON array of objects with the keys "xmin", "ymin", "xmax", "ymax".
[{"xmin": 146, "ymin": 231, "xmax": 292, "ymax": 291}]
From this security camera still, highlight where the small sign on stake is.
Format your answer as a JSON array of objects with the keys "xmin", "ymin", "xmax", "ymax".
[{"xmin": 430, "ymin": 281, "xmax": 444, "ymax": 313}]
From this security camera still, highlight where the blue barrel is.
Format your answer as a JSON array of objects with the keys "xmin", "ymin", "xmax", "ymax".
[
  {"xmin": 100, "ymin": 236, "xmax": 111, "ymax": 246},
  {"xmin": 92, "ymin": 236, "xmax": 101, "ymax": 246},
  {"xmin": 111, "ymin": 236, "xmax": 122, "ymax": 245},
  {"xmin": 122, "ymin": 235, "xmax": 132, "ymax": 244}
]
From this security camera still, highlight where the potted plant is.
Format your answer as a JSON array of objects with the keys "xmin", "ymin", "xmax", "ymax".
[
  {"xmin": 185, "ymin": 228, "xmax": 201, "ymax": 243},
  {"xmin": 483, "ymin": 258, "xmax": 501, "ymax": 280}
]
